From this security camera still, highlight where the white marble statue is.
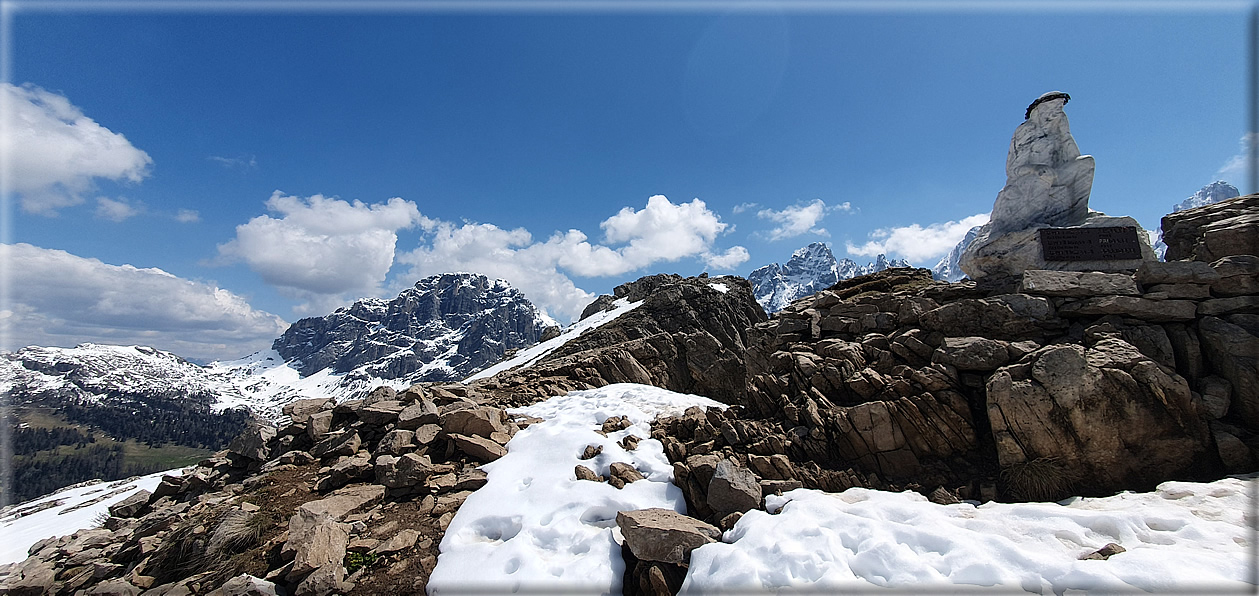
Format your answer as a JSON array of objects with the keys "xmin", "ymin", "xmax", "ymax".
[
  {"xmin": 989, "ymin": 91, "xmax": 1095, "ymax": 235},
  {"xmin": 959, "ymin": 92, "xmax": 1154, "ymax": 279}
]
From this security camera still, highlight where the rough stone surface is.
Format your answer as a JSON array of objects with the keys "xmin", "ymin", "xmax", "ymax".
[
  {"xmin": 1136, "ymin": 260, "xmax": 1221, "ymax": 286},
  {"xmin": 616, "ymin": 508, "xmax": 721, "ymax": 566},
  {"xmin": 1058, "ymin": 296, "xmax": 1196, "ymax": 322},
  {"xmin": 107, "ymin": 490, "xmax": 151, "ymax": 519},
  {"xmin": 1211, "ymin": 255, "xmax": 1259, "ymax": 296},
  {"xmin": 1021, "ymin": 270, "xmax": 1139, "ymax": 297},
  {"xmin": 1161, "ymin": 194, "xmax": 1259, "ymax": 262},
  {"xmin": 227, "ymin": 424, "xmax": 276, "ymax": 462},
  {"xmin": 205, "ymin": 574, "xmax": 279, "ymax": 596},
  {"xmin": 298, "ymin": 484, "xmax": 385, "ymax": 520},
  {"xmin": 986, "ymin": 342, "xmax": 1214, "ymax": 497},
  {"xmin": 706, "ymin": 460, "xmax": 761, "ymax": 516},
  {"xmin": 441, "ymin": 407, "xmax": 510, "ymax": 439},
  {"xmin": 374, "ymin": 452, "xmax": 435, "ymax": 489},
  {"xmin": 932, "ymin": 337, "xmax": 1010, "ymax": 371},
  {"xmin": 448, "ymin": 433, "xmax": 507, "ymax": 462},
  {"xmin": 1198, "ymin": 316, "xmax": 1259, "ymax": 429}
]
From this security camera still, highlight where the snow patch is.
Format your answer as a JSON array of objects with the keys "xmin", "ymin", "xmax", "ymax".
[
  {"xmin": 464, "ymin": 298, "xmax": 644, "ymax": 382},
  {"xmin": 683, "ymin": 478, "xmax": 1256, "ymax": 593},
  {"xmin": 0, "ymin": 469, "xmax": 183, "ymax": 565},
  {"xmin": 428, "ymin": 384, "xmax": 724, "ymax": 594},
  {"xmin": 707, "ymin": 282, "xmax": 729, "ymax": 294}
]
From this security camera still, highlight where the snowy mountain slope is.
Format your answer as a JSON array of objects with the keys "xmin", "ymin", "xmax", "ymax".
[
  {"xmin": 748, "ymin": 243, "xmax": 910, "ymax": 313},
  {"xmin": 932, "ymin": 224, "xmax": 982, "ymax": 282},
  {"xmin": 0, "ymin": 469, "xmax": 181, "ymax": 566},
  {"xmin": 1154, "ymin": 180, "xmax": 1240, "ymax": 259}
]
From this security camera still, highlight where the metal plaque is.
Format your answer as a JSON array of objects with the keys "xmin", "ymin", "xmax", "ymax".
[{"xmin": 1039, "ymin": 227, "xmax": 1143, "ymax": 261}]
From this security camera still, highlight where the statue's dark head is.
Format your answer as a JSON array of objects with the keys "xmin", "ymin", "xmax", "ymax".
[{"xmin": 1025, "ymin": 91, "xmax": 1071, "ymax": 120}]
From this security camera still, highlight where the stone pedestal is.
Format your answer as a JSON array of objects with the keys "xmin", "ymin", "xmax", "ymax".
[{"xmin": 960, "ymin": 213, "xmax": 1156, "ymax": 279}]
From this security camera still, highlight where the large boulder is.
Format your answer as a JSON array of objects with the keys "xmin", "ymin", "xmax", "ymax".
[
  {"xmin": 616, "ymin": 508, "xmax": 721, "ymax": 566},
  {"xmin": 986, "ymin": 340, "xmax": 1216, "ymax": 498}
]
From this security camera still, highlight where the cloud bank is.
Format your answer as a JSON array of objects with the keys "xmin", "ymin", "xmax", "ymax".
[
  {"xmin": 1216, "ymin": 133, "xmax": 1255, "ymax": 188},
  {"xmin": 2, "ymin": 243, "xmax": 287, "ymax": 361},
  {"xmin": 398, "ymin": 195, "xmax": 745, "ymax": 321},
  {"xmin": 846, "ymin": 213, "xmax": 990, "ymax": 264},
  {"xmin": 1, "ymin": 83, "xmax": 152, "ymax": 215},
  {"xmin": 216, "ymin": 191, "xmax": 431, "ymax": 312}
]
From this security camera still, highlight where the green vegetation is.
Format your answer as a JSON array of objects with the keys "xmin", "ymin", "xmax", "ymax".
[
  {"xmin": 345, "ymin": 551, "xmax": 379, "ymax": 574},
  {"xmin": 6, "ymin": 408, "xmax": 217, "ymax": 503}
]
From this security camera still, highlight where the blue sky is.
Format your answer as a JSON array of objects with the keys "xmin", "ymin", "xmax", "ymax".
[{"xmin": 2, "ymin": 1, "xmax": 1253, "ymax": 361}]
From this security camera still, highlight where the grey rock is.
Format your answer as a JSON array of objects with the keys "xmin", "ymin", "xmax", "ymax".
[
  {"xmin": 108, "ymin": 490, "xmax": 151, "ymax": 518},
  {"xmin": 306, "ymin": 410, "xmax": 333, "ymax": 441},
  {"xmin": 932, "ymin": 337, "xmax": 1010, "ymax": 371},
  {"xmin": 371, "ymin": 529, "xmax": 420, "ymax": 555},
  {"xmin": 707, "ymin": 460, "xmax": 761, "ymax": 516},
  {"xmin": 1058, "ymin": 296, "xmax": 1196, "ymax": 322},
  {"xmin": 616, "ymin": 508, "xmax": 721, "ymax": 566},
  {"xmin": 358, "ymin": 400, "xmax": 405, "ymax": 425},
  {"xmin": 1020, "ymin": 270, "xmax": 1139, "ymax": 297},
  {"xmin": 374, "ymin": 453, "xmax": 435, "ymax": 489},
  {"xmin": 1160, "ymin": 194, "xmax": 1258, "ymax": 262},
  {"xmin": 1198, "ymin": 316, "xmax": 1259, "ymax": 429},
  {"xmin": 283, "ymin": 398, "xmax": 334, "ymax": 424},
  {"xmin": 441, "ymin": 406, "xmax": 510, "ymax": 439},
  {"xmin": 285, "ymin": 510, "xmax": 349, "ymax": 583},
  {"xmin": 448, "ymin": 433, "xmax": 507, "ymax": 462},
  {"xmin": 374, "ymin": 429, "xmax": 415, "ymax": 456},
  {"xmin": 205, "ymin": 574, "xmax": 279, "ymax": 596},
  {"xmin": 311, "ymin": 431, "xmax": 360, "ymax": 460},
  {"xmin": 397, "ymin": 400, "xmax": 440, "ymax": 430},
  {"xmin": 1136, "ymin": 260, "xmax": 1221, "ymax": 285},
  {"xmin": 299, "ymin": 484, "xmax": 385, "ymax": 520},
  {"xmin": 228, "ymin": 424, "xmax": 276, "ymax": 462},
  {"xmin": 1211, "ymin": 255, "xmax": 1259, "ymax": 296}
]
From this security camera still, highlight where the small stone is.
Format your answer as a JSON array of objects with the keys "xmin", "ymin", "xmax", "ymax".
[
  {"xmin": 1081, "ymin": 542, "xmax": 1126, "ymax": 560},
  {"xmin": 574, "ymin": 465, "xmax": 601, "ymax": 482},
  {"xmin": 580, "ymin": 444, "xmax": 603, "ymax": 460}
]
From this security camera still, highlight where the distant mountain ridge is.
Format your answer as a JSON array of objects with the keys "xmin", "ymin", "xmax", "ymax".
[{"xmin": 748, "ymin": 243, "xmax": 910, "ymax": 313}]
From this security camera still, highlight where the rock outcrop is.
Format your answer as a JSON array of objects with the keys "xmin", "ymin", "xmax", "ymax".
[
  {"xmin": 654, "ymin": 259, "xmax": 1256, "ymax": 508},
  {"xmin": 472, "ymin": 274, "xmax": 767, "ymax": 406},
  {"xmin": 1160, "ymin": 194, "xmax": 1259, "ymax": 263},
  {"xmin": 272, "ymin": 273, "xmax": 556, "ymax": 383}
]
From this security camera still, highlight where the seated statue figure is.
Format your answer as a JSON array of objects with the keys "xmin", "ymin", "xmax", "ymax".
[{"xmin": 988, "ymin": 91, "xmax": 1095, "ymax": 236}]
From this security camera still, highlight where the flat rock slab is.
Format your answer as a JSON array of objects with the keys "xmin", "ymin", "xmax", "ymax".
[
  {"xmin": 1058, "ymin": 296, "xmax": 1196, "ymax": 322},
  {"xmin": 1020, "ymin": 270, "xmax": 1139, "ymax": 297},
  {"xmin": 299, "ymin": 484, "xmax": 385, "ymax": 520},
  {"xmin": 616, "ymin": 508, "xmax": 721, "ymax": 566}
]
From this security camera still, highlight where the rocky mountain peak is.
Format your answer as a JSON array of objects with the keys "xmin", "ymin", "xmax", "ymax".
[
  {"xmin": 749, "ymin": 243, "xmax": 910, "ymax": 313},
  {"xmin": 1175, "ymin": 180, "xmax": 1239, "ymax": 213},
  {"xmin": 272, "ymin": 273, "xmax": 554, "ymax": 383}
]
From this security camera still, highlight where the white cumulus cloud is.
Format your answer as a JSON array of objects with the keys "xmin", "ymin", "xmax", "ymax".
[
  {"xmin": 398, "ymin": 195, "xmax": 740, "ymax": 321},
  {"xmin": 1216, "ymin": 133, "xmax": 1255, "ymax": 187},
  {"xmin": 846, "ymin": 213, "xmax": 990, "ymax": 264},
  {"xmin": 2, "ymin": 243, "xmax": 287, "ymax": 361},
  {"xmin": 1, "ymin": 83, "xmax": 152, "ymax": 215},
  {"xmin": 704, "ymin": 246, "xmax": 750, "ymax": 270},
  {"xmin": 757, "ymin": 199, "xmax": 832, "ymax": 241},
  {"xmin": 95, "ymin": 197, "xmax": 143, "ymax": 222},
  {"xmin": 216, "ymin": 191, "xmax": 430, "ymax": 303}
]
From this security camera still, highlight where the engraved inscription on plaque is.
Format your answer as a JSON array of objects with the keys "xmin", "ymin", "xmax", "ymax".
[{"xmin": 1039, "ymin": 227, "xmax": 1143, "ymax": 261}]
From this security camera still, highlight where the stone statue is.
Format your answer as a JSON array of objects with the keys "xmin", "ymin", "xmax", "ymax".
[
  {"xmin": 959, "ymin": 92, "xmax": 1154, "ymax": 279},
  {"xmin": 989, "ymin": 92, "xmax": 1095, "ymax": 235}
]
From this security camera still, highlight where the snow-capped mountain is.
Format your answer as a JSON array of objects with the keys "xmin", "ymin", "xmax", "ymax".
[
  {"xmin": 932, "ymin": 225, "xmax": 982, "ymax": 282},
  {"xmin": 270, "ymin": 272, "xmax": 556, "ymax": 384},
  {"xmin": 2, "ymin": 273, "xmax": 561, "ymax": 421},
  {"xmin": 1154, "ymin": 181, "xmax": 1240, "ymax": 259},
  {"xmin": 748, "ymin": 243, "xmax": 910, "ymax": 313}
]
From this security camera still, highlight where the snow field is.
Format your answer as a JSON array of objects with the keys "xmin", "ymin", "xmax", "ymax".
[
  {"xmin": 683, "ymin": 479, "xmax": 1255, "ymax": 594},
  {"xmin": 427, "ymin": 384, "xmax": 725, "ymax": 594},
  {"xmin": 0, "ymin": 469, "xmax": 182, "ymax": 565}
]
